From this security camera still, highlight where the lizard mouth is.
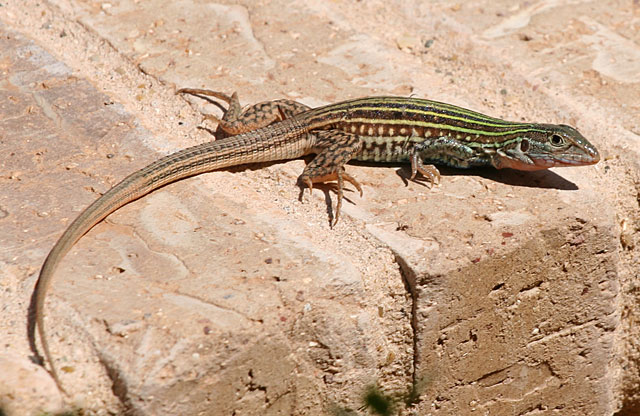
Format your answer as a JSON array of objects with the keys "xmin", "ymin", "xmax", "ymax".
[
  {"xmin": 496, "ymin": 149, "xmax": 600, "ymax": 171},
  {"xmin": 538, "ymin": 146, "xmax": 601, "ymax": 168}
]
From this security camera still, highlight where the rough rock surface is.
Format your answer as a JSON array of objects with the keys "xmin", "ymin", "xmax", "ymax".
[{"xmin": 0, "ymin": 1, "xmax": 638, "ymax": 415}]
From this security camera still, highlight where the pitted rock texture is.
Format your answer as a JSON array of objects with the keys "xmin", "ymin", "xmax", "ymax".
[{"xmin": 0, "ymin": 1, "xmax": 638, "ymax": 415}]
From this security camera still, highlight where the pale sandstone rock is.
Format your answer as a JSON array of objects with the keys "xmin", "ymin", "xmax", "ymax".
[
  {"xmin": 0, "ymin": 354, "xmax": 64, "ymax": 416},
  {"xmin": 0, "ymin": 0, "xmax": 638, "ymax": 415}
]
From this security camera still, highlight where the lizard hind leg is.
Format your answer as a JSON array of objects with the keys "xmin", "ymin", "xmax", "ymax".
[
  {"xmin": 297, "ymin": 130, "xmax": 363, "ymax": 226},
  {"xmin": 177, "ymin": 87, "xmax": 311, "ymax": 137},
  {"xmin": 212, "ymin": 98, "xmax": 311, "ymax": 135}
]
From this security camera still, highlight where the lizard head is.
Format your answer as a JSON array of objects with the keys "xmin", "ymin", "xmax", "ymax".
[{"xmin": 492, "ymin": 124, "xmax": 600, "ymax": 171}]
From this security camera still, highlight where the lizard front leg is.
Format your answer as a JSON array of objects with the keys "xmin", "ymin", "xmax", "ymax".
[{"xmin": 410, "ymin": 136, "xmax": 479, "ymax": 184}]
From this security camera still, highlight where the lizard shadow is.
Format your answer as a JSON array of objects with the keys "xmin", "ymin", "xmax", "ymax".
[
  {"xmin": 181, "ymin": 91, "xmax": 228, "ymax": 114},
  {"xmin": 376, "ymin": 164, "xmax": 580, "ymax": 191},
  {"xmin": 435, "ymin": 166, "xmax": 580, "ymax": 190},
  {"xmin": 208, "ymin": 158, "xmax": 578, "ymax": 192},
  {"xmin": 197, "ymin": 159, "xmax": 353, "ymax": 226},
  {"xmin": 215, "ymin": 160, "xmax": 579, "ymax": 228},
  {"xmin": 292, "ymin": 179, "xmax": 360, "ymax": 227}
]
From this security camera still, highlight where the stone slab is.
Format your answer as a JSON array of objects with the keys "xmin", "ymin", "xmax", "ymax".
[{"xmin": 1, "ymin": 0, "xmax": 638, "ymax": 415}]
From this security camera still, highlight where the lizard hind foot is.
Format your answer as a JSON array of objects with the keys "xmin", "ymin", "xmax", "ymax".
[
  {"xmin": 297, "ymin": 169, "xmax": 364, "ymax": 226},
  {"xmin": 176, "ymin": 88, "xmax": 235, "ymax": 105}
]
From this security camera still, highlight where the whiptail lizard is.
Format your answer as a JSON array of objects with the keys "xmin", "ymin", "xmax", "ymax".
[{"xmin": 28, "ymin": 89, "xmax": 600, "ymax": 392}]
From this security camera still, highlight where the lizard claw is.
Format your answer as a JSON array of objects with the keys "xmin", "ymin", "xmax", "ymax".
[
  {"xmin": 410, "ymin": 153, "xmax": 441, "ymax": 187},
  {"xmin": 305, "ymin": 178, "xmax": 313, "ymax": 195},
  {"xmin": 417, "ymin": 165, "xmax": 440, "ymax": 188},
  {"xmin": 297, "ymin": 176, "xmax": 313, "ymax": 196}
]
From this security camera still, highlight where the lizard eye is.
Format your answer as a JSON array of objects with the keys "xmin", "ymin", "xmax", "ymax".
[{"xmin": 550, "ymin": 134, "xmax": 564, "ymax": 146}]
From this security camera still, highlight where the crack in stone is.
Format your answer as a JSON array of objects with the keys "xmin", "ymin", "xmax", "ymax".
[
  {"xmin": 94, "ymin": 347, "xmax": 131, "ymax": 413},
  {"xmin": 171, "ymin": 289, "xmax": 260, "ymax": 322},
  {"xmin": 527, "ymin": 318, "xmax": 598, "ymax": 346},
  {"xmin": 392, "ymin": 252, "xmax": 420, "ymax": 401}
]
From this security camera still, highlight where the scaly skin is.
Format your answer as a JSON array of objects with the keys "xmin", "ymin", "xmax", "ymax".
[{"xmin": 29, "ymin": 90, "xmax": 600, "ymax": 392}]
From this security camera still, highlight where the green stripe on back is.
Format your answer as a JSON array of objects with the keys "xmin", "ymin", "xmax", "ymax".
[
  {"xmin": 319, "ymin": 105, "xmax": 532, "ymax": 129},
  {"xmin": 313, "ymin": 96, "xmax": 525, "ymax": 126}
]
